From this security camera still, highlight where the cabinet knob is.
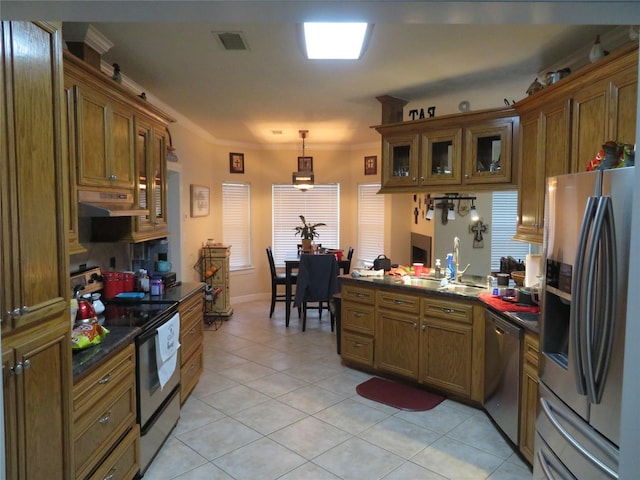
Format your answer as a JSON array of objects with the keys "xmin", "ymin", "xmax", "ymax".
[
  {"xmin": 421, "ymin": 324, "xmax": 427, "ymax": 331},
  {"xmin": 109, "ymin": 174, "xmax": 118, "ymax": 181},
  {"xmin": 412, "ymin": 323, "xmax": 417, "ymax": 329},
  {"xmin": 20, "ymin": 305, "xmax": 29, "ymax": 315},
  {"xmin": 465, "ymin": 174, "xmax": 469, "ymax": 179},
  {"xmin": 411, "ymin": 177, "xmax": 417, "ymax": 182},
  {"xmin": 10, "ymin": 359, "xmax": 29, "ymax": 375},
  {"xmin": 103, "ymin": 469, "xmax": 116, "ymax": 480},
  {"xmin": 98, "ymin": 411, "xmax": 112, "ymax": 424}
]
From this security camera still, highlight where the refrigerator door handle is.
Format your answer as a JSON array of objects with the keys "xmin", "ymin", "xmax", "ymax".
[
  {"xmin": 592, "ymin": 197, "xmax": 617, "ymax": 404},
  {"xmin": 537, "ymin": 449, "xmax": 577, "ymax": 480},
  {"xmin": 540, "ymin": 396, "xmax": 619, "ymax": 478},
  {"xmin": 572, "ymin": 196, "xmax": 598, "ymax": 395}
]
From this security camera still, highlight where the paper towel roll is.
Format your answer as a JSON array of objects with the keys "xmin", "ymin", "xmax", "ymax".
[{"xmin": 525, "ymin": 254, "xmax": 542, "ymax": 287}]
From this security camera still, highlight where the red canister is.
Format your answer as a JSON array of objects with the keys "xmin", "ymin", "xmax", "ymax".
[
  {"xmin": 103, "ymin": 271, "xmax": 123, "ymax": 299},
  {"xmin": 122, "ymin": 272, "xmax": 135, "ymax": 292}
]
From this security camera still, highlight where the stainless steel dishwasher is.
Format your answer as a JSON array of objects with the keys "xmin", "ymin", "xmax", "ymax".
[{"xmin": 484, "ymin": 308, "xmax": 523, "ymax": 445}]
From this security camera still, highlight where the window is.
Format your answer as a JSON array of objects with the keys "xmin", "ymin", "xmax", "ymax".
[
  {"xmin": 491, "ymin": 190, "xmax": 530, "ymax": 271},
  {"xmin": 272, "ymin": 184, "xmax": 340, "ymax": 265},
  {"xmin": 357, "ymin": 183, "xmax": 384, "ymax": 267},
  {"xmin": 222, "ymin": 183, "xmax": 251, "ymax": 270}
]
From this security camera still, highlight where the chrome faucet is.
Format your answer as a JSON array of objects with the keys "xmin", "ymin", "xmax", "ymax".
[{"xmin": 453, "ymin": 236, "xmax": 470, "ymax": 283}]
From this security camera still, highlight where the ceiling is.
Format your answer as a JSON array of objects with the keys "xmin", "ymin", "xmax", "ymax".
[{"xmin": 3, "ymin": 2, "xmax": 639, "ymax": 149}]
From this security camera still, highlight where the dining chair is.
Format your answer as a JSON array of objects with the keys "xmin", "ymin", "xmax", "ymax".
[
  {"xmin": 294, "ymin": 254, "xmax": 340, "ymax": 331},
  {"xmin": 266, "ymin": 246, "xmax": 297, "ymax": 318},
  {"xmin": 344, "ymin": 246, "xmax": 354, "ymax": 274}
]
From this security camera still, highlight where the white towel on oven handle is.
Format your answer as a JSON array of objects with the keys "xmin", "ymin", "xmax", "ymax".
[{"xmin": 155, "ymin": 312, "xmax": 180, "ymax": 389}]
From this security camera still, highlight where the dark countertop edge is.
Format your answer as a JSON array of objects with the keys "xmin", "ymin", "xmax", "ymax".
[
  {"xmin": 339, "ymin": 274, "xmax": 539, "ymax": 334},
  {"xmin": 72, "ymin": 326, "xmax": 140, "ymax": 382}
]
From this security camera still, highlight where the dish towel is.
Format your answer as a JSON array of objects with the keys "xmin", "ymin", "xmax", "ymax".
[{"xmin": 155, "ymin": 312, "xmax": 180, "ymax": 390}]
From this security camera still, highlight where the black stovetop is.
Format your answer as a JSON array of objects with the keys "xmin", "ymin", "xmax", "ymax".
[{"xmin": 100, "ymin": 301, "xmax": 178, "ymax": 330}]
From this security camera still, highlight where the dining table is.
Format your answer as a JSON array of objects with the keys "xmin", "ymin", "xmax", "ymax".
[{"xmin": 284, "ymin": 253, "xmax": 351, "ymax": 327}]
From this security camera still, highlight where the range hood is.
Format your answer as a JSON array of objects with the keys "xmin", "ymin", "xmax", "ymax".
[{"xmin": 78, "ymin": 190, "xmax": 149, "ymax": 217}]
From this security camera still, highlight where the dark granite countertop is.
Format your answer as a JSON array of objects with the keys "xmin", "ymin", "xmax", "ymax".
[
  {"xmin": 71, "ymin": 282, "xmax": 205, "ymax": 382},
  {"xmin": 339, "ymin": 274, "xmax": 539, "ymax": 334},
  {"xmin": 72, "ymin": 326, "xmax": 140, "ymax": 381}
]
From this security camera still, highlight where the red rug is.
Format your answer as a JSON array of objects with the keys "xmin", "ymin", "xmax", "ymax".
[{"xmin": 356, "ymin": 377, "xmax": 445, "ymax": 411}]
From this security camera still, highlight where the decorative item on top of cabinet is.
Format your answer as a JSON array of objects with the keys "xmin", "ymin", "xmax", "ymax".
[
  {"xmin": 195, "ymin": 245, "xmax": 233, "ymax": 321},
  {"xmin": 513, "ymin": 41, "xmax": 637, "ymax": 244},
  {"xmin": 375, "ymin": 106, "xmax": 518, "ymax": 193}
]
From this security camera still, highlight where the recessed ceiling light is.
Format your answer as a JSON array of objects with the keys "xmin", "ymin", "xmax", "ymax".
[{"xmin": 303, "ymin": 22, "xmax": 369, "ymax": 60}]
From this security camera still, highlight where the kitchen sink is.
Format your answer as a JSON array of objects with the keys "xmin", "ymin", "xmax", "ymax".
[
  {"xmin": 440, "ymin": 283, "xmax": 485, "ymax": 295},
  {"xmin": 402, "ymin": 277, "xmax": 443, "ymax": 288}
]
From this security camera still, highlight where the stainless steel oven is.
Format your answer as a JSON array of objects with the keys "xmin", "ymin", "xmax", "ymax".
[{"xmin": 102, "ymin": 301, "xmax": 181, "ymax": 476}]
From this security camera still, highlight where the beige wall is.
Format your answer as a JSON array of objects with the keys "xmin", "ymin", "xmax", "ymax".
[{"xmin": 169, "ymin": 122, "xmax": 380, "ymax": 301}]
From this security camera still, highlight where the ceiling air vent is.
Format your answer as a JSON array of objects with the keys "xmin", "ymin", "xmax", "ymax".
[{"xmin": 212, "ymin": 31, "xmax": 249, "ymax": 51}]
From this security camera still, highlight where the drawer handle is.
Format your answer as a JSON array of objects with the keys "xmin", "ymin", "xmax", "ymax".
[
  {"xmin": 103, "ymin": 468, "xmax": 116, "ymax": 480},
  {"xmin": 97, "ymin": 373, "xmax": 111, "ymax": 385},
  {"xmin": 348, "ymin": 292, "xmax": 367, "ymax": 298},
  {"xmin": 98, "ymin": 411, "xmax": 112, "ymax": 425},
  {"xmin": 392, "ymin": 299, "xmax": 411, "ymax": 305},
  {"xmin": 353, "ymin": 312, "xmax": 364, "ymax": 318},
  {"xmin": 441, "ymin": 308, "xmax": 456, "ymax": 314},
  {"xmin": 351, "ymin": 341, "xmax": 364, "ymax": 348}
]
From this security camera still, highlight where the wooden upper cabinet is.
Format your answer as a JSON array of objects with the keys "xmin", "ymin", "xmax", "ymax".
[
  {"xmin": 421, "ymin": 127, "xmax": 463, "ymax": 186},
  {"xmin": 376, "ymin": 107, "xmax": 518, "ymax": 193},
  {"xmin": 515, "ymin": 99, "xmax": 571, "ymax": 243},
  {"xmin": 73, "ymin": 83, "xmax": 135, "ymax": 189},
  {"xmin": 131, "ymin": 119, "xmax": 169, "ymax": 241},
  {"xmin": 464, "ymin": 117, "xmax": 514, "ymax": 185},
  {"xmin": 380, "ymin": 132, "xmax": 420, "ymax": 188},
  {"xmin": 514, "ymin": 42, "xmax": 638, "ymax": 244},
  {"xmin": 1, "ymin": 21, "xmax": 68, "ymax": 334}
]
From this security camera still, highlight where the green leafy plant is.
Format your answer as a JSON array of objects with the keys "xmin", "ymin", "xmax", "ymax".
[{"xmin": 293, "ymin": 215, "xmax": 326, "ymax": 240}]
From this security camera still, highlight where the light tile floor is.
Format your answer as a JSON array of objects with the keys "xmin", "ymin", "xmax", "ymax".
[{"xmin": 144, "ymin": 299, "xmax": 533, "ymax": 480}]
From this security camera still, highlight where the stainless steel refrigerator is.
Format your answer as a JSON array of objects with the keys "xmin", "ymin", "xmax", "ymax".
[{"xmin": 534, "ymin": 167, "xmax": 635, "ymax": 479}]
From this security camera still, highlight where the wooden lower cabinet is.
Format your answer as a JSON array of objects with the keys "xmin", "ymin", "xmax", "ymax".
[
  {"xmin": 2, "ymin": 311, "xmax": 73, "ymax": 480},
  {"xmin": 375, "ymin": 289, "xmax": 421, "ymax": 379},
  {"xmin": 73, "ymin": 344, "xmax": 138, "ymax": 480},
  {"xmin": 420, "ymin": 297, "xmax": 474, "ymax": 397},
  {"xmin": 179, "ymin": 289, "xmax": 204, "ymax": 403},
  {"xmin": 519, "ymin": 331, "xmax": 540, "ymax": 464},
  {"xmin": 340, "ymin": 281, "xmax": 484, "ymax": 403},
  {"xmin": 341, "ymin": 284, "xmax": 376, "ymax": 366}
]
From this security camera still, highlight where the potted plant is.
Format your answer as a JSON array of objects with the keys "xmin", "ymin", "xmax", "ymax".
[{"xmin": 294, "ymin": 215, "xmax": 325, "ymax": 252}]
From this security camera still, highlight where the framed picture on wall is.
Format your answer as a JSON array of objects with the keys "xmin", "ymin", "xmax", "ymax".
[
  {"xmin": 230, "ymin": 152, "xmax": 245, "ymax": 173},
  {"xmin": 190, "ymin": 184, "xmax": 210, "ymax": 217},
  {"xmin": 297, "ymin": 156, "xmax": 313, "ymax": 172},
  {"xmin": 364, "ymin": 155, "xmax": 377, "ymax": 175}
]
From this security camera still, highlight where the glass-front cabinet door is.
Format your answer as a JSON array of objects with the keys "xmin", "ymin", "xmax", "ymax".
[
  {"xmin": 135, "ymin": 119, "xmax": 153, "ymax": 234},
  {"xmin": 464, "ymin": 118, "xmax": 513, "ymax": 184},
  {"xmin": 381, "ymin": 133, "xmax": 420, "ymax": 188},
  {"xmin": 422, "ymin": 128, "xmax": 462, "ymax": 186}
]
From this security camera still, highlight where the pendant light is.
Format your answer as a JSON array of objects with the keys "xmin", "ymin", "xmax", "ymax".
[{"xmin": 293, "ymin": 130, "xmax": 314, "ymax": 191}]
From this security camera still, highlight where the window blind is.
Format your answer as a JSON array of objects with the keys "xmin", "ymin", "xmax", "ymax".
[
  {"xmin": 491, "ymin": 190, "xmax": 530, "ymax": 271},
  {"xmin": 272, "ymin": 184, "xmax": 340, "ymax": 266},
  {"xmin": 222, "ymin": 183, "xmax": 251, "ymax": 270},
  {"xmin": 357, "ymin": 183, "xmax": 384, "ymax": 267}
]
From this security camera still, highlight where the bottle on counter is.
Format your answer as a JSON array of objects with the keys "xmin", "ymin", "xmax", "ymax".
[
  {"xmin": 150, "ymin": 276, "xmax": 163, "ymax": 296},
  {"xmin": 137, "ymin": 269, "xmax": 150, "ymax": 292},
  {"xmin": 447, "ymin": 253, "xmax": 455, "ymax": 281},
  {"xmin": 434, "ymin": 259, "xmax": 442, "ymax": 278}
]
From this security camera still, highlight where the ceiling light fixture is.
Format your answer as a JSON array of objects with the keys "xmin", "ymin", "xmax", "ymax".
[
  {"xmin": 293, "ymin": 130, "xmax": 314, "ymax": 191},
  {"xmin": 303, "ymin": 22, "xmax": 369, "ymax": 59}
]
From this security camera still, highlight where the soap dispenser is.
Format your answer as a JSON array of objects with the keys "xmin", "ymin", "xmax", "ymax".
[{"xmin": 434, "ymin": 259, "xmax": 442, "ymax": 278}]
